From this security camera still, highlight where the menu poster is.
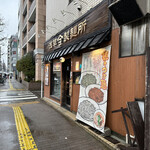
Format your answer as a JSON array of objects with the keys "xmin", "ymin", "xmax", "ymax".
[
  {"xmin": 45, "ymin": 64, "xmax": 49, "ymax": 86},
  {"xmin": 53, "ymin": 62, "xmax": 61, "ymax": 71},
  {"xmin": 76, "ymin": 45, "xmax": 111, "ymax": 133},
  {"xmin": 75, "ymin": 61, "xmax": 80, "ymax": 71}
]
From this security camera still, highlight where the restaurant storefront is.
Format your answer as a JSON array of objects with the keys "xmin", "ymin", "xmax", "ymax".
[
  {"xmin": 44, "ymin": 0, "xmax": 111, "ymax": 109},
  {"xmin": 43, "ymin": 0, "xmax": 146, "ymax": 139}
]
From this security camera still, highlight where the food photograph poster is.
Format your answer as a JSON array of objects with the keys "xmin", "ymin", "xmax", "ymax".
[{"xmin": 76, "ymin": 45, "xmax": 111, "ymax": 133}]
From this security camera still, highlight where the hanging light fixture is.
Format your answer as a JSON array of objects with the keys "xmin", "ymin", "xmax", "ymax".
[{"xmin": 60, "ymin": 57, "xmax": 65, "ymax": 63}]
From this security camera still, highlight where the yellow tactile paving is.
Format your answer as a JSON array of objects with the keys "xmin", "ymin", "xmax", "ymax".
[
  {"xmin": 0, "ymin": 80, "xmax": 24, "ymax": 91},
  {"xmin": 13, "ymin": 106, "xmax": 38, "ymax": 150},
  {"xmin": 8, "ymin": 79, "xmax": 25, "ymax": 91},
  {"xmin": 9, "ymin": 79, "xmax": 16, "ymax": 90},
  {"xmin": 0, "ymin": 101, "xmax": 40, "ymax": 107}
]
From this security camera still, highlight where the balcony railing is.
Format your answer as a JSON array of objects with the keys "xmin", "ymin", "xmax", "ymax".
[
  {"xmin": 28, "ymin": 23, "xmax": 36, "ymax": 41},
  {"xmin": 23, "ymin": 0, "xmax": 27, "ymax": 15},
  {"xmin": 22, "ymin": 15, "xmax": 27, "ymax": 32},
  {"xmin": 22, "ymin": 35, "xmax": 27, "ymax": 48},
  {"xmin": 29, "ymin": 0, "xmax": 36, "ymax": 19},
  {"xmin": 23, "ymin": 15, "xmax": 27, "ymax": 27}
]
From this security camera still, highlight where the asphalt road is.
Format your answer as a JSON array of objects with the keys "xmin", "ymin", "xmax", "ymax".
[{"xmin": 0, "ymin": 78, "xmax": 110, "ymax": 150}]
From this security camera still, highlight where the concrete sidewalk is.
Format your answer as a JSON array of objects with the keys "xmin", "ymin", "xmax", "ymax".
[
  {"xmin": 41, "ymin": 97, "xmax": 127, "ymax": 150},
  {"xmin": 16, "ymin": 80, "xmax": 127, "ymax": 150}
]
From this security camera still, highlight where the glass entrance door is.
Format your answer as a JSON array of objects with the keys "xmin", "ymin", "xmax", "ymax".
[{"xmin": 62, "ymin": 59, "xmax": 71, "ymax": 109}]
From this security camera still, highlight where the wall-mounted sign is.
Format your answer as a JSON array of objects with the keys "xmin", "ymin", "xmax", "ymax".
[
  {"xmin": 48, "ymin": 20, "xmax": 87, "ymax": 50},
  {"xmin": 45, "ymin": 64, "xmax": 49, "ymax": 86},
  {"xmin": 45, "ymin": 0, "xmax": 110, "ymax": 53},
  {"xmin": 53, "ymin": 62, "xmax": 61, "ymax": 71},
  {"xmin": 76, "ymin": 45, "xmax": 111, "ymax": 133},
  {"xmin": 75, "ymin": 61, "xmax": 80, "ymax": 71},
  {"xmin": 69, "ymin": 79, "xmax": 73, "ymax": 96}
]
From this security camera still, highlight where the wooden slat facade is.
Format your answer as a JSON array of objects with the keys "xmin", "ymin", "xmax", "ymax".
[{"xmin": 106, "ymin": 28, "xmax": 146, "ymax": 135}]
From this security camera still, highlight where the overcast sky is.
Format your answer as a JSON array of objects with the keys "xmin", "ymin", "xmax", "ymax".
[
  {"xmin": 0, "ymin": 0, "xmax": 19, "ymax": 37},
  {"xmin": 0, "ymin": 0, "xmax": 19, "ymax": 66}
]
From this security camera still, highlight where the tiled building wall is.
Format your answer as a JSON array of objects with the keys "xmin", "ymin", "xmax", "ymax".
[{"xmin": 46, "ymin": 0, "xmax": 104, "ymax": 40}]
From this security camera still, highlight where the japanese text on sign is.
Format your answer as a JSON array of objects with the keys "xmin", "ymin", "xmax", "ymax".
[
  {"xmin": 48, "ymin": 19, "xmax": 87, "ymax": 49},
  {"xmin": 100, "ymin": 51, "xmax": 109, "ymax": 90}
]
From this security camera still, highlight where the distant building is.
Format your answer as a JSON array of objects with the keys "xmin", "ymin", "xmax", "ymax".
[
  {"xmin": 18, "ymin": 0, "xmax": 46, "ymax": 81},
  {"xmin": 0, "ymin": 47, "xmax": 2, "ymax": 71},
  {"xmin": 7, "ymin": 35, "xmax": 18, "ymax": 78}
]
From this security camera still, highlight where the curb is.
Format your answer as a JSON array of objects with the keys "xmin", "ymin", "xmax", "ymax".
[{"xmin": 42, "ymin": 97, "xmax": 122, "ymax": 150}]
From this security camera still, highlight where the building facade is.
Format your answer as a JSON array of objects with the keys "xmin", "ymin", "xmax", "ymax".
[
  {"xmin": 0, "ymin": 47, "xmax": 2, "ymax": 71},
  {"xmin": 18, "ymin": 0, "xmax": 46, "ymax": 81},
  {"xmin": 43, "ymin": 0, "xmax": 149, "ymax": 149},
  {"xmin": 7, "ymin": 35, "xmax": 18, "ymax": 77}
]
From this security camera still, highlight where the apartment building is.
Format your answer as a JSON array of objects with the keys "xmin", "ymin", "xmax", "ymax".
[
  {"xmin": 7, "ymin": 35, "xmax": 18, "ymax": 77},
  {"xmin": 18, "ymin": 0, "xmax": 46, "ymax": 81},
  {"xmin": 0, "ymin": 47, "xmax": 2, "ymax": 71}
]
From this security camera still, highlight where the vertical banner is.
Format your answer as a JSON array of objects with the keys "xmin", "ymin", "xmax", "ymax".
[
  {"xmin": 45, "ymin": 64, "xmax": 49, "ymax": 86},
  {"xmin": 76, "ymin": 45, "xmax": 111, "ymax": 133}
]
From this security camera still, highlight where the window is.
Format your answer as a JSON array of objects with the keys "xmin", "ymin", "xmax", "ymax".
[
  {"xmin": 68, "ymin": 0, "xmax": 73, "ymax": 4},
  {"xmin": 51, "ymin": 62, "xmax": 61, "ymax": 99},
  {"xmin": 120, "ymin": 18, "xmax": 147, "ymax": 57}
]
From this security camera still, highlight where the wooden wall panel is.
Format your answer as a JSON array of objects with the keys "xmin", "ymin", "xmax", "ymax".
[
  {"xmin": 72, "ymin": 84, "xmax": 80, "ymax": 112},
  {"xmin": 71, "ymin": 55, "xmax": 82, "ymax": 112},
  {"xmin": 106, "ymin": 28, "xmax": 146, "ymax": 136}
]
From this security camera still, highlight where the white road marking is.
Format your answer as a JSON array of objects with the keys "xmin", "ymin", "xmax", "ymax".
[
  {"xmin": 0, "ymin": 90, "xmax": 38, "ymax": 102},
  {"xmin": 0, "ymin": 96, "xmax": 38, "ymax": 101},
  {"xmin": 0, "ymin": 95, "xmax": 37, "ymax": 99}
]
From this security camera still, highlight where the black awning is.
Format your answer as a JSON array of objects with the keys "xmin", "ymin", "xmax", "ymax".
[
  {"xmin": 63, "ymin": 46, "xmax": 72, "ymax": 56},
  {"xmin": 56, "ymin": 50, "xmax": 62, "ymax": 58},
  {"xmin": 80, "ymin": 37, "xmax": 94, "ymax": 50},
  {"xmin": 52, "ymin": 51, "xmax": 58, "ymax": 59},
  {"xmin": 44, "ymin": 53, "xmax": 50, "ymax": 61},
  {"xmin": 59, "ymin": 48, "xmax": 67, "ymax": 57},
  {"xmin": 68, "ymin": 44, "xmax": 78, "ymax": 54},
  {"xmin": 44, "ymin": 28, "xmax": 111, "ymax": 62},
  {"xmin": 47, "ymin": 54, "xmax": 51, "ymax": 61},
  {"xmin": 89, "ymin": 33, "xmax": 104, "ymax": 47},
  {"xmin": 74, "ymin": 41, "xmax": 85, "ymax": 52}
]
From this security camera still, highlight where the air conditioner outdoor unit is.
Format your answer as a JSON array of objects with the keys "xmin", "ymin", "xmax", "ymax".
[{"xmin": 109, "ymin": 0, "xmax": 149, "ymax": 26}]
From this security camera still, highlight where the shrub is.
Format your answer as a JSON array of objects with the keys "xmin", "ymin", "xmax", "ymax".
[{"xmin": 16, "ymin": 51, "xmax": 35, "ymax": 82}]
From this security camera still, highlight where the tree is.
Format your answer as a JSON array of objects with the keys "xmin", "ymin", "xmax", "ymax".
[
  {"xmin": 16, "ymin": 51, "xmax": 35, "ymax": 82},
  {"xmin": 16, "ymin": 60, "xmax": 22, "ymax": 72}
]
